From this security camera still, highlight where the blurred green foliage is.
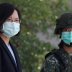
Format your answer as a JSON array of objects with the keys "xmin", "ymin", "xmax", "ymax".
[{"xmin": 0, "ymin": 0, "xmax": 71, "ymax": 72}]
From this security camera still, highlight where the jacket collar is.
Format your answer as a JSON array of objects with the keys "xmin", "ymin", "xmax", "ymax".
[{"xmin": 10, "ymin": 43, "xmax": 22, "ymax": 72}]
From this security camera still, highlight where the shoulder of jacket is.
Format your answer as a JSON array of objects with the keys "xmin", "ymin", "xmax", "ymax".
[
  {"xmin": 45, "ymin": 54, "xmax": 59, "ymax": 64},
  {"xmin": 41, "ymin": 54, "xmax": 59, "ymax": 72}
]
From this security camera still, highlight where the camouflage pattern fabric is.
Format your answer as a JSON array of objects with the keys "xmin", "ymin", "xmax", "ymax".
[{"xmin": 41, "ymin": 48, "xmax": 72, "ymax": 72}]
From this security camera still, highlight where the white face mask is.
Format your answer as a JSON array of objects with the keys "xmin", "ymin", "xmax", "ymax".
[{"xmin": 2, "ymin": 21, "xmax": 20, "ymax": 37}]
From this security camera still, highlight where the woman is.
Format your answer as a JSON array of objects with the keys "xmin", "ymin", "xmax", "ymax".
[
  {"xmin": 41, "ymin": 13, "xmax": 72, "ymax": 72},
  {"xmin": 0, "ymin": 3, "xmax": 22, "ymax": 72}
]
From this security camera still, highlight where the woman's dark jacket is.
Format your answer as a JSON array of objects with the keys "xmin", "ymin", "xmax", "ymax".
[{"xmin": 0, "ymin": 37, "xmax": 22, "ymax": 72}]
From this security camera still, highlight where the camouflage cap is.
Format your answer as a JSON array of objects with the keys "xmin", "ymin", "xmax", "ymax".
[{"xmin": 54, "ymin": 13, "xmax": 72, "ymax": 35}]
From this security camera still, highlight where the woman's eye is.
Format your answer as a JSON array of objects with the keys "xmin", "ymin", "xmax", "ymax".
[
  {"xmin": 6, "ymin": 18, "xmax": 20, "ymax": 23},
  {"xmin": 15, "ymin": 20, "xmax": 20, "ymax": 22},
  {"xmin": 7, "ymin": 19, "xmax": 11, "ymax": 21},
  {"xmin": 15, "ymin": 20, "xmax": 19, "ymax": 21}
]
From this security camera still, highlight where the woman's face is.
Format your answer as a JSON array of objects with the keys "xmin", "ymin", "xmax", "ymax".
[
  {"xmin": 2, "ymin": 10, "xmax": 20, "ymax": 38},
  {"xmin": 6, "ymin": 10, "xmax": 20, "ymax": 23}
]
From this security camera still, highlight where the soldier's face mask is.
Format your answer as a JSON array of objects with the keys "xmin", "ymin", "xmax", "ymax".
[{"xmin": 61, "ymin": 31, "xmax": 72, "ymax": 45}]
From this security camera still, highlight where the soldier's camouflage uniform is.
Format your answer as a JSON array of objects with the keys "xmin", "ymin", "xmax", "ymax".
[{"xmin": 41, "ymin": 48, "xmax": 72, "ymax": 72}]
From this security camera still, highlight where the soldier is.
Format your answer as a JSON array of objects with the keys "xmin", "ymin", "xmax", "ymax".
[{"xmin": 41, "ymin": 13, "xmax": 72, "ymax": 72}]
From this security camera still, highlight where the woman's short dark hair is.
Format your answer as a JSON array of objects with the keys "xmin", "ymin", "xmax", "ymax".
[{"xmin": 0, "ymin": 3, "xmax": 21, "ymax": 31}]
